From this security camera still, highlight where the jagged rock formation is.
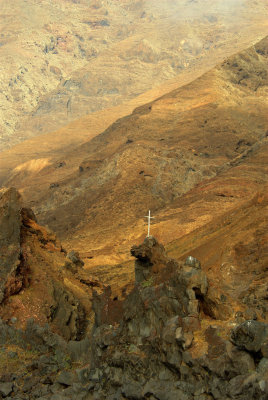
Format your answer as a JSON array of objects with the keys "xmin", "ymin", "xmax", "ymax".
[
  {"xmin": 0, "ymin": 187, "xmax": 101, "ymax": 341},
  {"xmin": 0, "ymin": 317, "xmax": 90, "ymax": 398},
  {"xmin": 87, "ymin": 237, "xmax": 268, "ymax": 399},
  {"xmin": 0, "ymin": 188, "xmax": 29, "ymax": 303},
  {"xmin": 0, "ymin": 226, "xmax": 267, "ymax": 399}
]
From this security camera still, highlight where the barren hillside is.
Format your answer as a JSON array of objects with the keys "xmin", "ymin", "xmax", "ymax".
[{"xmin": 0, "ymin": 0, "xmax": 267, "ymax": 149}]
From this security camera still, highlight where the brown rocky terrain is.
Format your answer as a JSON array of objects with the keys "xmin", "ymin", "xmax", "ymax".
[
  {"xmin": 0, "ymin": 15, "xmax": 267, "ymax": 400},
  {"xmin": 0, "ymin": 187, "xmax": 103, "ymax": 340},
  {"xmin": 0, "ymin": 0, "xmax": 267, "ymax": 149},
  {"xmin": 0, "ymin": 230, "xmax": 267, "ymax": 399},
  {"xmin": 86, "ymin": 236, "xmax": 268, "ymax": 399}
]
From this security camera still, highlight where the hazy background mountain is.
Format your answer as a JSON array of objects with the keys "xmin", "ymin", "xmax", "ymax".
[{"xmin": 0, "ymin": 0, "xmax": 267, "ymax": 149}]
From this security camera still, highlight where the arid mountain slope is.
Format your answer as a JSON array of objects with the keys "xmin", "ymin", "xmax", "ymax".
[
  {"xmin": 0, "ymin": 0, "xmax": 267, "ymax": 149},
  {"xmin": 87, "ymin": 142, "xmax": 267, "ymax": 298},
  {"xmin": 0, "ymin": 64, "xmax": 235, "ymax": 187},
  {"xmin": 166, "ymin": 176, "xmax": 268, "ymax": 320},
  {"xmin": 2, "ymin": 37, "xmax": 267, "ymax": 276}
]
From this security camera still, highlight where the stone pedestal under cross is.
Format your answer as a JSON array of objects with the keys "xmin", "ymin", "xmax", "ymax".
[{"xmin": 144, "ymin": 210, "xmax": 154, "ymax": 237}]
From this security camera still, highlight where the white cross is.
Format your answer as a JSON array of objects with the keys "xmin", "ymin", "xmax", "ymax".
[{"xmin": 144, "ymin": 210, "xmax": 155, "ymax": 237}]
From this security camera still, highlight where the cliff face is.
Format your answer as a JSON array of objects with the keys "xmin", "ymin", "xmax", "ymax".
[
  {"xmin": 0, "ymin": 187, "xmax": 102, "ymax": 341},
  {"xmin": 0, "ymin": 188, "xmax": 26, "ymax": 303}
]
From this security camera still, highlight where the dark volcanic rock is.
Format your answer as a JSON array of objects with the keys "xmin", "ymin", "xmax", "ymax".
[
  {"xmin": 64, "ymin": 251, "xmax": 84, "ymax": 274},
  {"xmin": 67, "ymin": 250, "xmax": 84, "ymax": 268},
  {"xmin": 86, "ymin": 237, "xmax": 268, "ymax": 399},
  {"xmin": 56, "ymin": 370, "xmax": 75, "ymax": 386},
  {"xmin": 0, "ymin": 187, "xmax": 90, "ymax": 341},
  {"xmin": 0, "ymin": 235, "xmax": 268, "ymax": 400},
  {"xmin": 185, "ymin": 255, "xmax": 201, "ymax": 269},
  {"xmin": 231, "ymin": 320, "xmax": 268, "ymax": 355},
  {"xmin": 130, "ymin": 236, "xmax": 194, "ymax": 291},
  {"xmin": 50, "ymin": 281, "xmax": 87, "ymax": 341},
  {"xmin": 0, "ymin": 188, "xmax": 27, "ymax": 303},
  {"xmin": 131, "ymin": 236, "xmax": 168, "ymax": 283}
]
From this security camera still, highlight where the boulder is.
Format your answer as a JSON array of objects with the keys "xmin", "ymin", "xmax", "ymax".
[
  {"xmin": 231, "ymin": 321, "xmax": 268, "ymax": 354},
  {"xmin": 56, "ymin": 370, "xmax": 75, "ymax": 386},
  {"xmin": 185, "ymin": 255, "xmax": 201, "ymax": 269},
  {"xmin": 131, "ymin": 236, "xmax": 167, "ymax": 284},
  {"xmin": 0, "ymin": 382, "xmax": 13, "ymax": 397},
  {"xmin": 67, "ymin": 251, "xmax": 84, "ymax": 268}
]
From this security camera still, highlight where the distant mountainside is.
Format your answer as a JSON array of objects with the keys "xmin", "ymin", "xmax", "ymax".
[
  {"xmin": 0, "ymin": 0, "xmax": 267, "ymax": 149},
  {"xmin": 1, "ymin": 36, "xmax": 267, "ymax": 284}
]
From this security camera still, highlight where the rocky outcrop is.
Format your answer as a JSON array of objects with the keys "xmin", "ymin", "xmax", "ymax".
[
  {"xmin": 85, "ymin": 237, "xmax": 268, "ymax": 399},
  {"xmin": 0, "ymin": 188, "xmax": 29, "ymax": 303},
  {"xmin": 0, "ymin": 236, "xmax": 267, "ymax": 399},
  {"xmin": 131, "ymin": 236, "xmax": 169, "ymax": 284},
  {"xmin": 231, "ymin": 320, "xmax": 268, "ymax": 356},
  {"xmin": 0, "ymin": 187, "xmax": 93, "ymax": 341}
]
